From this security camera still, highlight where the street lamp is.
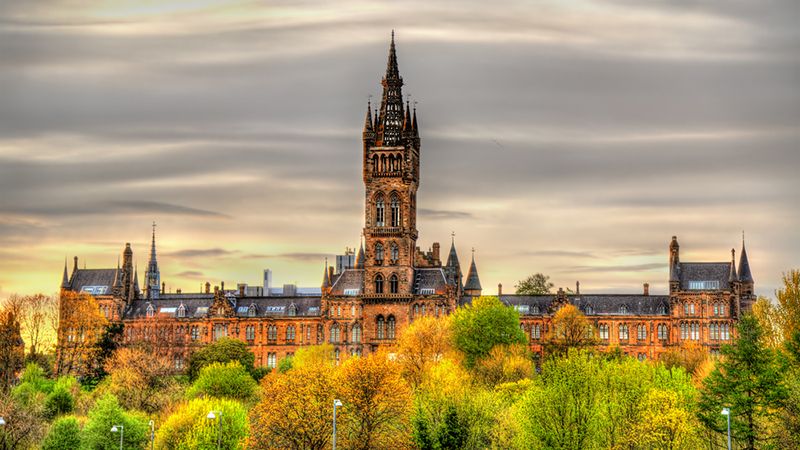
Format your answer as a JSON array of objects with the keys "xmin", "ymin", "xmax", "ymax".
[
  {"xmin": 148, "ymin": 420, "xmax": 155, "ymax": 450},
  {"xmin": 721, "ymin": 407, "xmax": 731, "ymax": 450},
  {"xmin": 207, "ymin": 411, "xmax": 222, "ymax": 450},
  {"xmin": 111, "ymin": 424, "xmax": 124, "ymax": 450},
  {"xmin": 0, "ymin": 417, "xmax": 5, "ymax": 450},
  {"xmin": 333, "ymin": 399, "xmax": 343, "ymax": 450}
]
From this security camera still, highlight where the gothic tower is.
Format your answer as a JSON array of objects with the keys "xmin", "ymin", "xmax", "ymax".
[
  {"xmin": 144, "ymin": 222, "xmax": 161, "ymax": 300},
  {"xmin": 362, "ymin": 32, "xmax": 420, "ymax": 296}
]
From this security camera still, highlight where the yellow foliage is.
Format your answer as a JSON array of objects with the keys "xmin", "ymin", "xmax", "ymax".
[{"xmin": 394, "ymin": 316, "xmax": 457, "ymax": 387}]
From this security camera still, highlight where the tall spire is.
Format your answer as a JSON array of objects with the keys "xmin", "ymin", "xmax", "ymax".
[
  {"xmin": 729, "ymin": 248, "xmax": 739, "ymax": 283},
  {"xmin": 739, "ymin": 233, "xmax": 753, "ymax": 283},
  {"xmin": 322, "ymin": 259, "xmax": 331, "ymax": 289},
  {"xmin": 356, "ymin": 238, "xmax": 365, "ymax": 269},
  {"xmin": 412, "ymin": 103, "xmax": 418, "ymax": 135},
  {"xmin": 377, "ymin": 30, "xmax": 405, "ymax": 146},
  {"xmin": 61, "ymin": 257, "xmax": 70, "ymax": 288},
  {"xmin": 145, "ymin": 221, "xmax": 161, "ymax": 300}
]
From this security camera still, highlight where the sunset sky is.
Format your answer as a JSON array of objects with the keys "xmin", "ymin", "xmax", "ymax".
[{"xmin": 1, "ymin": 0, "xmax": 798, "ymax": 299}]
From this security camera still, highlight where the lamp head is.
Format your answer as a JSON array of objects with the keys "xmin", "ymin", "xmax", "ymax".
[
  {"xmin": 0, "ymin": 416, "xmax": 6, "ymax": 426},
  {"xmin": 111, "ymin": 425, "xmax": 119, "ymax": 433},
  {"xmin": 721, "ymin": 407, "xmax": 730, "ymax": 416},
  {"xmin": 333, "ymin": 399, "xmax": 343, "ymax": 407},
  {"xmin": 207, "ymin": 411, "xmax": 216, "ymax": 420}
]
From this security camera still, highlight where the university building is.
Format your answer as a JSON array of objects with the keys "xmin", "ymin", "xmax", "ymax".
[{"xmin": 57, "ymin": 34, "xmax": 755, "ymax": 371}]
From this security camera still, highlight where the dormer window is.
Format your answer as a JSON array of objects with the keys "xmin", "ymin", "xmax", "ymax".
[
  {"xmin": 619, "ymin": 305, "xmax": 628, "ymax": 315},
  {"xmin": 177, "ymin": 304, "xmax": 186, "ymax": 318},
  {"xmin": 688, "ymin": 280, "xmax": 720, "ymax": 290},
  {"xmin": 248, "ymin": 304, "xmax": 256, "ymax": 317},
  {"xmin": 288, "ymin": 303, "xmax": 297, "ymax": 317},
  {"xmin": 659, "ymin": 304, "xmax": 667, "ymax": 315},
  {"xmin": 146, "ymin": 304, "xmax": 155, "ymax": 318},
  {"xmin": 585, "ymin": 305, "xmax": 594, "ymax": 315},
  {"xmin": 532, "ymin": 305, "xmax": 540, "ymax": 315}
]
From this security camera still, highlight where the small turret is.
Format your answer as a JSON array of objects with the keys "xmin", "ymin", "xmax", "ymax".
[
  {"xmin": 669, "ymin": 236, "xmax": 681, "ymax": 294},
  {"xmin": 355, "ymin": 241, "xmax": 365, "ymax": 269},
  {"xmin": 61, "ymin": 258, "xmax": 70, "ymax": 289},
  {"xmin": 363, "ymin": 100, "xmax": 373, "ymax": 132},
  {"xmin": 728, "ymin": 248, "xmax": 739, "ymax": 283},
  {"xmin": 321, "ymin": 259, "xmax": 331, "ymax": 290},
  {"xmin": 463, "ymin": 249, "xmax": 482, "ymax": 296}
]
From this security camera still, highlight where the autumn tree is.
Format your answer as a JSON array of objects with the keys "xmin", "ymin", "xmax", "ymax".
[
  {"xmin": 0, "ymin": 390, "xmax": 47, "ymax": 450},
  {"xmin": 751, "ymin": 296, "xmax": 782, "ymax": 348},
  {"xmin": 659, "ymin": 341, "xmax": 708, "ymax": 377},
  {"xmin": 291, "ymin": 343, "xmax": 336, "ymax": 369},
  {"xmin": 775, "ymin": 269, "xmax": 800, "ymax": 342},
  {"xmin": 450, "ymin": 296, "xmax": 527, "ymax": 367},
  {"xmin": 625, "ymin": 388, "xmax": 703, "ymax": 449},
  {"xmin": 100, "ymin": 346, "xmax": 180, "ymax": 414},
  {"xmin": 515, "ymin": 273, "xmax": 554, "ymax": 295},
  {"xmin": 337, "ymin": 351, "xmax": 414, "ymax": 450},
  {"xmin": 16, "ymin": 294, "xmax": 59, "ymax": 357},
  {"xmin": 55, "ymin": 291, "xmax": 108, "ymax": 377},
  {"xmin": 187, "ymin": 361, "xmax": 257, "ymax": 402},
  {"xmin": 699, "ymin": 315, "xmax": 788, "ymax": 449},
  {"xmin": 473, "ymin": 344, "xmax": 533, "ymax": 387},
  {"xmin": 545, "ymin": 304, "xmax": 596, "ymax": 355},
  {"xmin": 248, "ymin": 364, "xmax": 337, "ymax": 450},
  {"xmin": 395, "ymin": 316, "xmax": 455, "ymax": 387},
  {"xmin": 0, "ymin": 308, "xmax": 24, "ymax": 392},
  {"xmin": 82, "ymin": 393, "xmax": 149, "ymax": 450},
  {"xmin": 155, "ymin": 397, "xmax": 249, "ymax": 450}
]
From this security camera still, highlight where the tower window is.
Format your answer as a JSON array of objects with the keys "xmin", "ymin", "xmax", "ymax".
[
  {"xmin": 390, "ymin": 274, "xmax": 399, "ymax": 294},
  {"xmin": 375, "ymin": 243, "xmax": 384, "ymax": 264},
  {"xmin": 352, "ymin": 324, "xmax": 362, "ymax": 343},
  {"xmin": 375, "ymin": 274, "xmax": 384, "ymax": 294},
  {"xmin": 387, "ymin": 316, "xmax": 396, "ymax": 339},
  {"xmin": 377, "ymin": 316, "xmax": 385, "ymax": 339},
  {"xmin": 390, "ymin": 242, "xmax": 399, "ymax": 263},
  {"xmin": 657, "ymin": 324, "xmax": 668, "ymax": 340},
  {"xmin": 390, "ymin": 194, "xmax": 400, "ymax": 227},
  {"xmin": 375, "ymin": 194, "xmax": 385, "ymax": 226}
]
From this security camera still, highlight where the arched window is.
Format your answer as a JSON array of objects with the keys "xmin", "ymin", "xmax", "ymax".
[
  {"xmin": 532, "ymin": 305, "xmax": 540, "ymax": 315},
  {"xmin": 599, "ymin": 324, "xmax": 609, "ymax": 340},
  {"xmin": 177, "ymin": 304, "xmax": 186, "ymax": 318},
  {"xmin": 390, "ymin": 193, "xmax": 400, "ymax": 227},
  {"xmin": 691, "ymin": 322, "xmax": 700, "ymax": 340},
  {"xmin": 387, "ymin": 316, "xmax": 396, "ymax": 339},
  {"xmin": 414, "ymin": 304, "xmax": 419, "ymax": 316},
  {"xmin": 372, "ymin": 154, "xmax": 379, "ymax": 173},
  {"xmin": 680, "ymin": 323, "xmax": 688, "ymax": 340},
  {"xmin": 375, "ymin": 243, "xmax": 384, "ymax": 264},
  {"xmin": 619, "ymin": 324, "xmax": 629, "ymax": 340},
  {"xmin": 389, "ymin": 274, "xmax": 399, "ymax": 294},
  {"xmin": 637, "ymin": 324, "xmax": 647, "ymax": 340},
  {"xmin": 377, "ymin": 316, "xmax": 385, "ymax": 339},
  {"xmin": 268, "ymin": 324, "xmax": 277, "ymax": 341},
  {"xmin": 288, "ymin": 303, "xmax": 297, "ymax": 317},
  {"xmin": 248, "ymin": 303, "xmax": 256, "ymax": 317},
  {"xmin": 286, "ymin": 325, "xmax": 296, "ymax": 341},
  {"xmin": 658, "ymin": 324, "xmax": 668, "ymax": 340},
  {"xmin": 390, "ymin": 242, "xmax": 399, "ymax": 263},
  {"xmin": 531, "ymin": 323, "xmax": 541, "ymax": 339},
  {"xmin": 352, "ymin": 323, "xmax": 362, "ymax": 343},
  {"xmin": 330, "ymin": 323, "xmax": 340, "ymax": 343},
  {"xmin": 375, "ymin": 194, "xmax": 385, "ymax": 226}
]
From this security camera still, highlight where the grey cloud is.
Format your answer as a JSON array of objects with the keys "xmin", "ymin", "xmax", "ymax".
[
  {"xmin": 175, "ymin": 270, "xmax": 205, "ymax": 279},
  {"xmin": 166, "ymin": 248, "xmax": 236, "ymax": 258},
  {"xmin": 561, "ymin": 263, "xmax": 667, "ymax": 273},
  {"xmin": 418, "ymin": 209, "xmax": 474, "ymax": 220},
  {"xmin": 517, "ymin": 250, "xmax": 598, "ymax": 259}
]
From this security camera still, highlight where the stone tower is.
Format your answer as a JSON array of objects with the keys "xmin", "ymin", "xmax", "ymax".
[{"xmin": 362, "ymin": 31, "xmax": 421, "ymax": 297}]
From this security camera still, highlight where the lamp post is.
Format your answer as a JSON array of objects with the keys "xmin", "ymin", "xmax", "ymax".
[
  {"xmin": 148, "ymin": 420, "xmax": 155, "ymax": 450},
  {"xmin": 333, "ymin": 399, "xmax": 343, "ymax": 450},
  {"xmin": 111, "ymin": 424, "xmax": 124, "ymax": 450},
  {"xmin": 0, "ymin": 416, "xmax": 6, "ymax": 450},
  {"xmin": 207, "ymin": 411, "xmax": 222, "ymax": 450},
  {"xmin": 721, "ymin": 407, "xmax": 731, "ymax": 450}
]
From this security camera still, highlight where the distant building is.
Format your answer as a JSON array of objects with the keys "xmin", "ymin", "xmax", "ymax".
[{"xmin": 57, "ymin": 33, "xmax": 754, "ymax": 373}]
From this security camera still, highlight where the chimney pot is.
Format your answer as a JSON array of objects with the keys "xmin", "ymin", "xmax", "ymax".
[
  {"xmin": 498, "ymin": 283, "xmax": 503, "ymax": 296},
  {"xmin": 643, "ymin": 283, "xmax": 650, "ymax": 296},
  {"xmin": 205, "ymin": 282, "xmax": 211, "ymax": 294}
]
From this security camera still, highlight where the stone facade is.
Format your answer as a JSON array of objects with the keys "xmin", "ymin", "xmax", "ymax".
[{"xmin": 56, "ymin": 34, "xmax": 755, "ymax": 372}]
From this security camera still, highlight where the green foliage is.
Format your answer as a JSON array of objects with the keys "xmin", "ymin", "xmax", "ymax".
[
  {"xmin": 699, "ymin": 314, "xmax": 788, "ymax": 450},
  {"xmin": 450, "ymin": 296, "xmax": 527, "ymax": 367},
  {"xmin": 44, "ymin": 376, "xmax": 76, "ymax": 418},
  {"xmin": 40, "ymin": 415, "xmax": 82, "ymax": 450},
  {"xmin": 514, "ymin": 273, "xmax": 554, "ymax": 295},
  {"xmin": 187, "ymin": 337, "xmax": 256, "ymax": 380},
  {"xmin": 154, "ymin": 397, "xmax": 249, "ymax": 450},
  {"xmin": 84, "ymin": 322, "xmax": 124, "ymax": 384},
  {"xmin": 81, "ymin": 393, "xmax": 149, "ymax": 450},
  {"xmin": 187, "ymin": 361, "xmax": 257, "ymax": 401},
  {"xmin": 277, "ymin": 356, "xmax": 293, "ymax": 374}
]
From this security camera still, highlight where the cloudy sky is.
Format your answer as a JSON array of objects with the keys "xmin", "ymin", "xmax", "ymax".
[{"xmin": 1, "ymin": 0, "xmax": 798, "ymax": 299}]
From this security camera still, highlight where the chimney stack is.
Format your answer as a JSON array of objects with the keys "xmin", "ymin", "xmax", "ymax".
[
  {"xmin": 498, "ymin": 283, "xmax": 503, "ymax": 295},
  {"xmin": 176, "ymin": 288, "xmax": 182, "ymax": 294},
  {"xmin": 238, "ymin": 283, "xmax": 246, "ymax": 297},
  {"xmin": 161, "ymin": 282, "xmax": 165, "ymax": 294},
  {"xmin": 432, "ymin": 242, "xmax": 441, "ymax": 263},
  {"xmin": 221, "ymin": 281, "xmax": 225, "ymax": 291},
  {"xmin": 643, "ymin": 283, "xmax": 650, "ymax": 296},
  {"xmin": 73, "ymin": 256, "xmax": 78, "ymax": 273},
  {"xmin": 205, "ymin": 282, "xmax": 211, "ymax": 294},
  {"xmin": 576, "ymin": 281, "xmax": 581, "ymax": 295}
]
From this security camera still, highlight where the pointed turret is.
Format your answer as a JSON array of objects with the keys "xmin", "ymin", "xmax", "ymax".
[
  {"xmin": 403, "ymin": 100, "xmax": 412, "ymax": 131},
  {"xmin": 113, "ymin": 257, "xmax": 122, "ymax": 289},
  {"xmin": 321, "ymin": 259, "xmax": 331, "ymax": 289},
  {"xmin": 464, "ymin": 249, "xmax": 482, "ymax": 296},
  {"xmin": 377, "ymin": 30, "xmax": 405, "ymax": 146},
  {"xmin": 363, "ymin": 100, "xmax": 373, "ymax": 132},
  {"xmin": 739, "ymin": 236, "xmax": 753, "ymax": 283},
  {"xmin": 445, "ymin": 235, "xmax": 463, "ymax": 293},
  {"xmin": 356, "ymin": 241, "xmax": 365, "ymax": 269},
  {"xmin": 728, "ymin": 248, "xmax": 738, "ymax": 283},
  {"xmin": 61, "ymin": 258, "xmax": 70, "ymax": 289},
  {"xmin": 145, "ymin": 222, "xmax": 161, "ymax": 300},
  {"xmin": 412, "ymin": 105, "xmax": 418, "ymax": 135}
]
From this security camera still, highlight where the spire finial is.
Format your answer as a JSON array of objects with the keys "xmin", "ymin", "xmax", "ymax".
[{"xmin": 451, "ymin": 231, "xmax": 455, "ymax": 244}]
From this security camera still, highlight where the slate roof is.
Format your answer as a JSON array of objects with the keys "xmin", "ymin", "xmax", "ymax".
[
  {"xmin": 414, "ymin": 268, "xmax": 448, "ymax": 295},
  {"xmin": 123, "ymin": 295, "xmax": 322, "ymax": 319},
  {"xmin": 329, "ymin": 269, "xmax": 364, "ymax": 296},
  {"xmin": 66, "ymin": 269, "xmax": 119, "ymax": 295},
  {"xmin": 464, "ymin": 259, "xmax": 481, "ymax": 291},
  {"xmin": 460, "ymin": 294, "xmax": 671, "ymax": 316},
  {"xmin": 679, "ymin": 262, "xmax": 733, "ymax": 290}
]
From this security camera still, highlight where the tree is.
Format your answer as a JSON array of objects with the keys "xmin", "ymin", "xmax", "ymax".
[
  {"xmin": 395, "ymin": 316, "xmax": 455, "ymax": 387},
  {"xmin": 187, "ymin": 337, "xmax": 255, "ymax": 380},
  {"xmin": 450, "ymin": 296, "xmax": 527, "ymax": 367},
  {"xmin": 248, "ymin": 365, "xmax": 337, "ymax": 450},
  {"xmin": 515, "ymin": 273, "xmax": 554, "ymax": 295},
  {"xmin": 751, "ymin": 296, "xmax": 782, "ymax": 348},
  {"xmin": 40, "ymin": 416, "xmax": 82, "ymax": 450},
  {"xmin": 155, "ymin": 397, "xmax": 249, "ymax": 450},
  {"xmin": 336, "ymin": 351, "xmax": 414, "ymax": 450},
  {"xmin": 81, "ymin": 393, "xmax": 149, "ymax": 450},
  {"xmin": 291, "ymin": 343, "xmax": 335, "ymax": 369},
  {"xmin": 100, "ymin": 346, "xmax": 180, "ymax": 414},
  {"xmin": 625, "ymin": 389, "xmax": 702, "ymax": 450},
  {"xmin": 16, "ymin": 294, "xmax": 59, "ymax": 357},
  {"xmin": 44, "ymin": 376, "xmax": 76, "ymax": 418},
  {"xmin": 659, "ymin": 341, "xmax": 708, "ymax": 377},
  {"xmin": 698, "ymin": 315, "xmax": 788, "ymax": 449},
  {"xmin": 473, "ymin": 344, "xmax": 533, "ymax": 387},
  {"xmin": 545, "ymin": 304, "xmax": 596, "ymax": 355},
  {"xmin": 0, "ymin": 308, "xmax": 24, "ymax": 392},
  {"xmin": 187, "ymin": 361, "xmax": 257, "ymax": 402},
  {"xmin": 55, "ymin": 291, "xmax": 108, "ymax": 377},
  {"xmin": 0, "ymin": 390, "xmax": 47, "ymax": 450},
  {"xmin": 776, "ymin": 269, "xmax": 800, "ymax": 342}
]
